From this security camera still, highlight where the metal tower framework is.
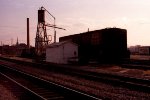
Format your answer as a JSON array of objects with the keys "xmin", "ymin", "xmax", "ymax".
[{"xmin": 35, "ymin": 7, "xmax": 65, "ymax": 57}]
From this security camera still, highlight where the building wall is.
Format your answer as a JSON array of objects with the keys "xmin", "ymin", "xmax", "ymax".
[
  {"xmin": 46, "ymin": 46, "xmax": 62, "ymax": 64},
  {"xmin": 46, "ymin": 42, "xmax": 78, "ymax": 64}
]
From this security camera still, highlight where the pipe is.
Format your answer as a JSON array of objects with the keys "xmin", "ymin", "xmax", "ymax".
[{"xmin": 27, "ymin": 18, "xmax": 30, "ymax": 49}]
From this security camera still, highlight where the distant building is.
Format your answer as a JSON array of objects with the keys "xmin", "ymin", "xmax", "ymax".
[
  {"xmin": 0, "ymin": 43, "xmax": 28, "ymax": 56},
  {"xmin": 129, "ymin": 45, "xmax": 141, "ymax": 54},
  {"xmin": 139, "ymin": 46, "xmax": 150, "ymax": 55},
  {"xmin": 46, "ymin": 41, "xmax": 78, "ymax": 64},
  {"xmin": 129, "ymin": 45, "xmax": 150, "ymax": 55}
]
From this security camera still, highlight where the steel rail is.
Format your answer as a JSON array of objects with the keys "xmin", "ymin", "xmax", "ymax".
[{"xmin": 0, "ymin": 64, "xmax": 101, "ymax": 100}]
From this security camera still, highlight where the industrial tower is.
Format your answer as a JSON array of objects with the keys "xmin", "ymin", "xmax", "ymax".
[{"xmin": 35, "ymin": 7, "xmax": 65, "ymax": 57}]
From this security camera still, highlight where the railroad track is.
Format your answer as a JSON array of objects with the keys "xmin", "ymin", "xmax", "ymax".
[
  {"xmin": 0, "ymin": 64, "xmax": 100, "ymax": 100},
  {"xmin": 121, "ymin": 59, "xmax": 150, "ymax": 70},
  {"xmin": 120, "ymin": 63, "xmax": 150, "ymax": 70},
  {"xmin": 0, "ymin": 57, "xmax": 150, "ymax": 96},
  {"xmin": 54, "ymin": 66, "xmax": 150, "ymax": 93},
  {"xmin": 0, "ymin": 72, "xmax": 43, "ymax": 100}
]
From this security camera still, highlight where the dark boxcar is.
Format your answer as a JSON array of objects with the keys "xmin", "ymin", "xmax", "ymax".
[
  {"xmin": 100, "ymin": 28, "xmax": 128, "ymax": 63},
  {"xmin": 59, "ymin": 28, "xmax": 128, "ymax": 64}
]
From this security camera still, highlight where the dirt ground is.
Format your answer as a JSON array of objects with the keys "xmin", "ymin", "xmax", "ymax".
[{"xmin": 0, "ymin": 84, "xmax": 17, "ymax": 100}]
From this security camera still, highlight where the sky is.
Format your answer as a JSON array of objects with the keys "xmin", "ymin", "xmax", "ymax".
[{"xmin": 0, "ymin": 0, "xmax": 150, "ymax": 47}]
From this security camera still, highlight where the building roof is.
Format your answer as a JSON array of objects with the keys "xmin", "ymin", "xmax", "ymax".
[
  {"xmin": 59, "ymin": 27, "xmax": 126, "ymax": 39},
  {"xmin": 47, "ymin": 41, "xmax": 78, "ymax": 48}
]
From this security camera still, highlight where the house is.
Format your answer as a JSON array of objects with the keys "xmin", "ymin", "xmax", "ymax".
[{"xmin": 46, "ymin": 41, "xmax": 78, "ymax": 64}]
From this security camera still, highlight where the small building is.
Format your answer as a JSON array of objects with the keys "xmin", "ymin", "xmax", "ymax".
[{"xmin": 46, "ymin": 41, "xmax": 78, "ymax": 64}]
